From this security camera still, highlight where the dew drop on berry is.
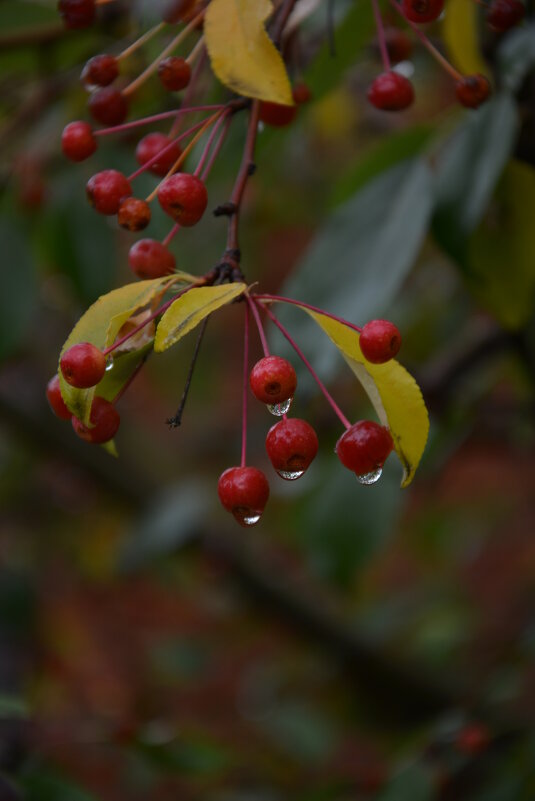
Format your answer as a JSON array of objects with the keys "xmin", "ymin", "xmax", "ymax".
[
  {"xmin": 233, "ymin": 510, "xmax": 262, "ymax": 526},
  {"xmin": 267, "ymin": 397, "xmax": 292, "ymax": 417},
  {"xmin": 356, "ymin": 467, "xmax": 383, "ymax": 485},
  {"xmin": 277, "ymin": 469, "xmax": 305, "ymax": 481},
  {"xmin": 105, "ymin": 356, "xmax": 114, "ymax": 372}
]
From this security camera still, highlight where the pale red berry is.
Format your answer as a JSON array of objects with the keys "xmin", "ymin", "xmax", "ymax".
[
  {"xmin": 72, "ymin": 397, "xmax": 120, "ymax": 444},
  {"xmin": 60, "ymin": 342, "xmax": 106, "ymax": 388}
]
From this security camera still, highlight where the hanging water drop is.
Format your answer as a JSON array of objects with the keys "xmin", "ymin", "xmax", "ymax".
[
  {"xmin": 242, "ymin": 513, "xmax": 261, "ymax": 526},
  {"xmin": 267, "ymin": 397, "xmax": 292, "ymax": 417},
  {"xmin": 277, "ymin": 469, "xmax": 305, "ymax": 481},
  {"xmin": 356, "ymin": 467, "xmax": 382, "ymax": 485},
  {"xmin": 105, "ymin": 356, "xmax": 114, "ymax": 372}
]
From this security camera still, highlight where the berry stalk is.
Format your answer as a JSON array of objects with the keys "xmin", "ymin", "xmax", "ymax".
[
  {"xmin": 246, "ymin": 293, "xmax": 270, "ymax": 357},
  {"xmin": 372, "ymin": 0, "xmax": 391, "ymax": 70},
  {"xmin": 254, "ymin": 294, "xmax": 362, "ymax": 333},
  {"xmin": 117, "ymin": 21, "xmax": 166, "ymax": 62},
  {"xmin": 93, "ymin": 105, "xmax": 225, "ymax": 137},
  {"xmin": 241, "ymin": 304, "xmax": 250, "ymax": 468}
]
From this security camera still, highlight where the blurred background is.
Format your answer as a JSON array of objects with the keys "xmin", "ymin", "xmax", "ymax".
[{"xmin": 0, "ymin": 0, "xmax": 535, "ymax": 798}]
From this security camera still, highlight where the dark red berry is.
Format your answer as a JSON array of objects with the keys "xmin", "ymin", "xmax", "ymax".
[
  {"xmin": 259, "ymin": 101, "xmax": 297, "ymax": 127},
  {"xmin": 249, "ymin": 356, "xmax": 297, "ymax": 405},
  {"xmin": 368, "ymin": 71, "xmax": 414, "ymax": 111},
  {"xmin": 217, "ymin": 466, "xmax": 270, "ymax": 527},
  {"xmin": 81, "ymin": 54, "xmax": 119, "ymax": 88},
  {"xmin": 117, "ymin": 197, "xmax": 151, "ymax": 231},
  {"xmin": 58, "ymin": 0, "xmax": 95, "ymax": 29},
  {"xmin": 162, "ymin": 0, "xmax": 196, "ymax": 23},
  {"xmin": 128, "ymin": 239, "xmax": 175, "ymax": 279},
  {"xmin": 266, "ymin": 418, "xmax": 318, "ymax": 479},
  {"xmin": 72, "ymin": 397, "xmax": 120, "ymax": 444},
  {"xmin": 402, "ymin": 0, "xmax": 444, "ymax": 23},
  {"xmin": 455, "ymin": 74, "xmax": 491, "ymax": 108},
  {"xmin": 456, "ymin": 724, "xmax": 491, "ymax": 756},
  {"xmin": 359, "ymin": 320, "xmax": 402, "ymax": 364},
  {"xmin": 292, "ymin": 83, "xmax": 312, "ymax": 105},
  {"xmin": 46, "ymin": 375, "xmax": 72, "ymax": 420},
  {"xmin": 61, "ymin": 121, "xmax": 97, "ymax": 162},
  {"xmin": 60, "ymin": 342, "xmax": 107, "ymax": 388},
  {"xmin": 487, "ymin": 0, "xmax": 525, "ymax": 31},
  {"xmin": 87, "ymin": 170, "xmax": 132, "ymax": 215},
  {"xmin": 88, "ymin": 87, "xmax": 128, "ymax": 126},
  {"xmin": 135, "ymin": 132, "xmax": 182, "ymax": 177},
  {"xmin": 383, "ymin": 27, "xmax": 413, "ymax": 64},
  {"xmin": 336, "ymin": 421, "xmax": 394, "ymax": 477},
  {"xmin": 157, "ymin": 173, "xmax": 208, "ymax": 226},
  {"xmin": 158, "ymin": 57, "xmax": 191, "ymax": 91}
]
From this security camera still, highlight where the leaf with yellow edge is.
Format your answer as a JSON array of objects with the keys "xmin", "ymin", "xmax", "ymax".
[
  {"xmin": 155, "ymin": 283, "xmax": 246, "ymax": 352},
  {"xmin": 59, "ymin": 274, "xmax": 188, "ymax": 425},
  {"xmin": 204, "ymin": 0, "xmax": 293, "ymax": 105},
  {"xmin": 442, "ymin": 0, "xmax": 489, "ymax": 78}
]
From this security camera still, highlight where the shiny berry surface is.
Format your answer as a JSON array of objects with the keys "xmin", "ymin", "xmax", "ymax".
[
  {"xmin": 88, "ymin": 87, "xmax": 128, "ymax": 126},
  {"xmin": 61, "ymin": 121, "xmax": 97, "ymax": 162},
  {"xmin": 72, "ymin": 397, "xmax": 120, "ymax": 444},
  {"xmin": 265, "ymin": 418, "xmax": 319, "ymax": 477},
  {"xmin": 87, "ymin": 170, "xmax": 132, "ymax": 215},
  {"xmin": 359, "ymin": 320, "xmax": 402, "ymax": 364},
  {"xmin": 60, "ymin": 342, "xmax": 106, "ymax": 388},
  {"xmin": 58, "ymin": 0, "xmax": 95, "ymax": 28},
  {"xmin": 117, "ymin": 197, "xmax": 151, "ymax": 231},
  {"xmin": 81, "ymin": 54, "xmax": 119, "ymax": 87},
  {"xmin": 46, "ymin": 375, "xmax": 72, "ymax": 420},
  {"xmin": 367, "ymin": 72, "xmax": 414, "ymax": 111},
  {"xmin": 135, "ymin": 133, "xmax": 182, "ymax": 177},
  {"xmin": 158, "ymin": 57, "xmax": 191, "ymax": 91},
  {"xmin": 336, "ymin": 421, "xmax": 394, "ymax": 476},
  {"xmin": 157, "ymin": 173, "xmax": 208, "ymax": 226},
  {"xmin": 259, "ymin": 101, "xmax": 297, "ymax": 127},
  {"xmin": 455, "ymin": 74, "xmax": 491, "ymax": 108},
  {"xmin": 250, "ymin": 356, "xmax": 297, "ymax": 404},
  {"xmin": 402, "ymin": 0, "xmax": 444, "ymax": 23},
  {"xmin": 128, "ymin": 239, "xmax": 175, "ymax": 279},
  {"xmin": 217, "ymin": 466, "xmax": 270, "ymax": 527},
  {"xmin": 487, "ymin": 0, "xmax": 525, "ymax": 30}
]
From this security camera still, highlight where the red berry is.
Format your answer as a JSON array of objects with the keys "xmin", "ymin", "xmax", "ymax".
[
  {"xmin": 135, "ymin": 132, "xmax": 182, "ymax": 177},
  {"xmin": 249, "ymin": 356, "xmax": 297, "ymax": 405},
  {"xmin": 158, "ymin": 57, "xmax": 191, "ymax": 91},
  {"xmin": 265, "ymin": 418, "xmax": 318, "ymax": 479},
  {"xmin": 46, "ymin": 375, "xmax": 72, "ymax": 420},
  {"xmin": 487, "ymin": 0, "xmax": 525, "ymax": 31},
  {"xmin": 60, "ymin": 342, "xmax": 107, "ymax": 388},
  {"xmin": 367, "ymin": 71, "xmax": 414, "ymax": 111},
  {"xmin": 217, "ymin": 466, "xmax": 270, "ymax": 527},
  {"xmin": 456, "ymin": 724, "xmax": 491, "ymax": 756},
  {"xmin": 455, "ymin": 74, "xmax": 491, "ymax": 108},
  {"xmin": 383, "ymin": 27, "xmax": 413, "ymax": 64},
  {"xmin": 336, "ymin": 421, "xmax": 394, "ymax": 479},
  {"xmin": 359, "ymin": 320, "xmax": 402, "ymax": 364},
  {"xmin": 87, "ymin": 170, "xmax": 132, "ymax": 215},
  {"xmin": 61, "ymin": 121, "xmax": 97, "ymax": 162},
  {"xmin": 292, "ymin": 83, "xmax": 312, "ymax": 105},
  {"xmin": 72, "ymin": 397, "xmax": 120, "ymax": 444},
  {"xmin": 117, "ymin": 197, "xmax": 151, "ymax": 231},
  {"xmin": 58, "ymin": 0, "xmax": 95, "ymax": 29},
  {"xmin": 401, "ymin": 0, "xmax": 444, "ymax": 23},
  {"xmin": 259, "ymin": 101, "xmax": 297, "ymax": 127},
  {"xmin": 81, "ymin": 54, "xmax": 119, "ymax": 88},
  {"xmin": 88, "ymin": 87, "xmax": 128, "ymax": 126},
  {"xmin": 162, "ymin": 0, "xmax": 196, "ymax": 23},
  {"xmin": 157, "ymin": 173, "xmax": 208, "ymax": 226},
  {"xmin": 128, "ymin": 239, "xmax": 175, "ymax": 279}
]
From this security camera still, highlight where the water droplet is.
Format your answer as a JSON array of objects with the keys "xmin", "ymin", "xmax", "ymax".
[
  {"xmin": 242, "ymin": 513, "xmax": 261, "ymax": 526},
  {"xmin": 232, "ymin": 508, "xmax": 262, "ymax": 527},
  {"xmin": 356, "ymin": 467, "xmax": 382, "ymax": 485},
  {"xmin": 277, "ymin": 469, "xmax": 305, "ymax": 481},
  {"xmin": 105, "ymin": 356, "xmax": 114, "ymax": 372},
  {"xmin": 267, "ymin": 397, "xmax": 292, "ymax": 417}
]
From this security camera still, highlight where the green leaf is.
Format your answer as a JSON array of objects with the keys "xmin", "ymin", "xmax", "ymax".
[
  {"xmin": 0, "ymin": 217, "xmax": 37, "ymax": 360},
  {"xmin": 154, "ymin": 283, "xmax": 246, "ymax": 352}
]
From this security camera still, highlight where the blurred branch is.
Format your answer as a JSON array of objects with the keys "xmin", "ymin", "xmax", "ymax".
[{"xmin": 0, "ymin": 23, "xmax": 65, "ymax": 50}]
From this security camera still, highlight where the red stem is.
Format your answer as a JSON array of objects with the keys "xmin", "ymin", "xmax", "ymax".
[
  {"xmin": 93, "ymin": 105, "xmax": 224, "ymax": 137},
  {"xmin": 169, "ymin": 50, "xmax": 207, "ymax": 138},
  {"xmin": 253, "ymin": 294, "xmax": 362, "ymax": 333},
  {"xmin": 246, "ymin": 294, "xmax": 270, "ymax": 357},
  {"xmin": 241, "ymin": 304, "xmax": 250, "ymax": 468},
  {"xmin": 200, "ymin": 114, "xmax": 232, "ymax": 180},
  {"xmin": 194, "ymin": 110, "xmax": 231, "ymax": 177},
  {"xmin": 372, "ymin": 0, "xmax": 391, "ymax": 70},
  {"xmin": 227, "ymin": 100, "xmax": 261, "ymax": 253},
  {"xmin": 162, "ymin": 223, "xmax": 180, "ymax": 247}
]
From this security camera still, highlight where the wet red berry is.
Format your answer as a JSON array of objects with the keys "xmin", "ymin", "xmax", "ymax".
[
  {"xmin": 367, "ymin": 71, "xmax": 414, "ymax": 111},
  {"xmin": 250, "ymin": 356, "xmax": 297, "ymax": 405},
  {"xmin": 259, "ymin": 101, "xmax": 297, "ymax": 127},
  {"xmin": 266, "ymin": 418, "xmax": 318, "ymax": 479},
  {"xmin": 128, "ymin": 239, "xmax": 176, "ymax": 279},
  {"xmin": 157, "ymin": 173, "xmax": 208, "ymax": 226},
  {"xmin": 292, "ymin": 83, "xmax": 312, "ymax": 105},
  {"xmin": 117, "ymin": 197, "xmax": 151, "ymax": 231},
  {"xmin": 60, "ymin": 342, "xmax": 106, "ymax": 388},
  {"xmin": 455, "ymin": 74, "xmax": 491, "ymax": 108},
  {"xmin": 46, "ymin": 375, "xmax": 72, "ymax": 420},
  {"xmin": 72, "ymin": 397, "xmax": 120, "ymax": 444},
  {"xmin": 58, "ymin": 0, "xmax": 95, "ymax": 29},
  {"xmin": 61, "ymin": 121, "xmax": 97, "ymax": 162},
  {"xmin": 88, "ymin": 87, "xmax": 128, "ymax": 126},
  {"xmin": 158, "ymin": 56, "xmax": 191, "ymax": 91},
  {"xmin": 402, "ymin": 0, "xmax": 444, "ymax": 23},
  {"xmin": 217, "ymin": 466, "xmax": 270, "ymax": 527},
  {"xmin": 383, "ymin": 27, "xmax": 413, "ymax": 63},
  {"xmin": 336, "ymin": 421, "xmax": 394, "ymax": 478},
  {"xmin": 487, "ymin": 0, "xmax": 525, "ymax": 31},
  {"xmin": 81, "ymin": 54, "xmax": 119, "ymax": 87},
  {"xmin": 87, "ymin": 170, "xmax": 132, "ymax": 215},
  {"xmin": 135, "ymin": 132, "xmax": 182, "ymax": 177},
  {"xmin": 359, "ymin": 320, "xmax": 402, "ymax": 364}
]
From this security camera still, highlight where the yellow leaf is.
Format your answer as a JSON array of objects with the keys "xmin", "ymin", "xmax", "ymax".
[
  {"xmin": 442, "ymin": 0, "xmax": 489, "ymax": 78},
  {"xmin": 155, "ymin": 283, "xmax": 246, "ymax": 352},
  {"xmin": 204, "ymin": 0, "xmax": 293, "ymax": 104}
]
